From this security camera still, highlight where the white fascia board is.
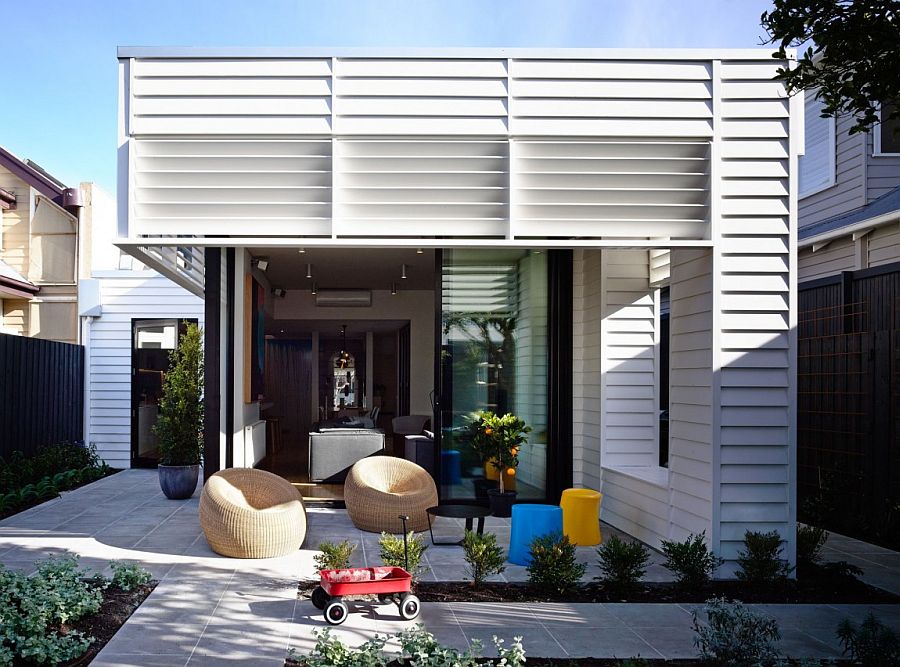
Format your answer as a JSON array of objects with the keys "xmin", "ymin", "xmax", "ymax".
[
  {"xmin": 117, "ymin": 46, "xmax": 792, "ymax": 60},
  {"xmin": 116, "ymin": 237, "xmax": 715, "ymax": 250},
  {"xmin": 799, "ymin": 209, "xmax": 900, "ymax": 248}
]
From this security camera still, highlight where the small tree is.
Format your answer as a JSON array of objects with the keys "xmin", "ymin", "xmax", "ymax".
[
  {"xmin": 466, "ymin": 412, "xmax": 531, "ymax": 494},
  {"xmin": 154, "ymin": 323, "xmax": 204, "ymax": 466},
  {"xmin": 660, "ymin": 531, "xmax": 724, "ymax": 588},
  {"xmin": 462, "ymin": 531, "xmax": 506, "ymax": 588}
]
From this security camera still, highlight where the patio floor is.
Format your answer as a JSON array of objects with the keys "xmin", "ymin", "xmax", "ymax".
[{"xmin": 1, "ymin": 469, "xmax": 898, "ymax": 666}]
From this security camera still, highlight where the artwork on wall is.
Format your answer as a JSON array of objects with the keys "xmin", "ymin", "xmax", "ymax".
[{"xmin": 244, "ymin": 274, "xmax": 266, "ymax": 403}]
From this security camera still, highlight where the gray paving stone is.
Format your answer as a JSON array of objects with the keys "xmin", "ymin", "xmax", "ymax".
[
  {"xmin": 549, "ymin": 626, "xmax": 661, "ymax": 659},
  {"xmin": 605, "ymin": 602, "xmax": 694, "ymax": 627},
  {"xmin": 631, "ymin": 625, "xmax": 697, "ymax": 659},
  {"xmin": 463, "ymin": 626, "xmax": 565, "ymax": 658}
]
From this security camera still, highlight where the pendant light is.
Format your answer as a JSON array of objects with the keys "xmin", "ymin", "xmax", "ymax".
[{"xmin": 401, "ymin": 263, "xmax": 408, "ymax": 280}]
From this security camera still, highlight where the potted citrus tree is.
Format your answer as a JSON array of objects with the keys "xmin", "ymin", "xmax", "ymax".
[
  {"xmin": 154, "ymin": 322, "xmax": 204, "ymax": 499},
  {"xmin": 468, "ymin": 411, "xmax": 531, "ymax": 517}
]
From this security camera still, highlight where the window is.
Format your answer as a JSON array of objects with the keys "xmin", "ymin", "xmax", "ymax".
[
  {"xmin": 799, "ymin": 95, "xmax": 836, "ymax": 198},
  {"xmin": 874, "ymin": 101, "xmax": 900, "ymax": 156}
]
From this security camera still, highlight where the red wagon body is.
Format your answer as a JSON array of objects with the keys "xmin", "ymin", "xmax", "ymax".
[{"xmin": 319, "ymin": 566, "xmax": 412, "ymax": 597}]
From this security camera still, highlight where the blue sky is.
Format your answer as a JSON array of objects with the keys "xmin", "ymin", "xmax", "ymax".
[{"xmin": 3, "ymin": 0, "xmax": 774, "ymax": 193}]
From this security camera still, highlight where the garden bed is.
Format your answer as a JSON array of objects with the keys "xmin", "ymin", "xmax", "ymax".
[
  {"xmin": 298, "ymin": 562, "xmax": 897, "ymax": 605},
  {"xmin": 288, "ymin": 659, "xmax": 847, "ymax": 667},
  {"xmin": 61, "ymin": 581, "xmax": 156, "ymax": 666}
]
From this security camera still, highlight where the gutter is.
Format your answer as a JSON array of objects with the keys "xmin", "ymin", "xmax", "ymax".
[
  {"xmin": 0, "ymin": 274, "xmax": 39, "ymax": 298},
  {"xmin": 799, "ymin": 209, "xmax": 900, "ymax": 249}
]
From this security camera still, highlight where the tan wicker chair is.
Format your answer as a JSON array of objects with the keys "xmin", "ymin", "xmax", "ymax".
[
  {"xmin": 344, "ymin": 457, "xmax": 438, "ymax": 533},
  {"xmin": 199, "ymin": 468, "xmax": 306, "ymax": 558}
]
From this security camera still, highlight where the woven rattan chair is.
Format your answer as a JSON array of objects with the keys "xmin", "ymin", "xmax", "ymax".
[
  {"xmin": 199, "ymin": 468, "xmax": 306, "ymax": 558},
  {"xmin": 344, "ymin": 457, "xmax": 438, "ymax": 533}
]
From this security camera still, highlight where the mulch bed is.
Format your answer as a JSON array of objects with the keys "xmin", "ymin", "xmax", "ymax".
[
  {"xmin": 298, "ymin": 562, "xmax": 897, "ymax": 605},
  {"xmin": 289, "ymin": 657, "xmax": 847, "ymax": 666},
  {"xmin": 57, "ymin": 582, "xmax": 156, "ymax": 666}
]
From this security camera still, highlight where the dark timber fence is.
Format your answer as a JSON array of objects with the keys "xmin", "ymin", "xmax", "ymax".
[
  {"xmin": 798, "ymin": 262, "xmax": 900, "ymax": 547},
  {"xmin": 0, "ymin": 334, "xmax": 84, "ymax": 459}
]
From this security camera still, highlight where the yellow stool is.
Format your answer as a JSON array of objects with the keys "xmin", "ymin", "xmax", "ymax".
[{"xmin": 560, "ymin": 488, "xmax": 603, "ymax": 546}]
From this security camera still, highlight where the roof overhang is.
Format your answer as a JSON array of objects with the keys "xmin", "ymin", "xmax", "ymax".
[
  {"xmin": 0, "ymin": 146, "xmax": 65, "ymax": 204},
  {"xmin": 800, "ymin": 209, "xmax": 900, "ymax": 249}
]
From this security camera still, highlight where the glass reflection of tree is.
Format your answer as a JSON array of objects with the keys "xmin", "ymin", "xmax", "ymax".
[
  {"xmin": 330, "ymin": 351, "xmax": 356, "ymax": 409},
  {"xmin": 443, "ymin": 313, "xmax": 516, "ymax": 415}
]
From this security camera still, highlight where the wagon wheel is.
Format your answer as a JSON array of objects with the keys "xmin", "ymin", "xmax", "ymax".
[
  {"xmin": 324, "ymin": 599, "xmax": 349, "ymax": 625},
  {"xmin": 398, "ymin": 593, "xmax": 420, "ymax": 620},
  {"xmin": 311, "ymin": 586, "xmax": 330, "ymax": 610}
]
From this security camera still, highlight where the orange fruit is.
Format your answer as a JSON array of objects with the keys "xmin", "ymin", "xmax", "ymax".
[
  {"xmin": 511, "ymin": 448, "xmax": 519, "ymax": 456},
  {"xmin": 506, "ymin": 467, "xmax": 516, "ymax": 476},
  {"xmin": 484, "ymin": 428, "xmax": 493, "ymax": 435}
]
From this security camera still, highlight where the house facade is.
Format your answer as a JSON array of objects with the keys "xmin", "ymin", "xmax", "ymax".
[{"xmin": 116, "ymin": 48, "xmax": 800, "ymax": 570}]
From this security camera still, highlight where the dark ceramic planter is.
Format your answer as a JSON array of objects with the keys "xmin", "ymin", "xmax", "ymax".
[
  {"xmin": 487, "ymin": 489, "xmax": 516, "ymax": 518},
  {"xmin": 473, "ymin": 478, "xmax": 498, "ymax": 505},
  {"xmin": 158, "ymin": 464, "xmax": 200, "ymax": 500}
]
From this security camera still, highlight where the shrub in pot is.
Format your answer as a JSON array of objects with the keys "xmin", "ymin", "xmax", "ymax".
[
  {"xmin": 154, "ymin": 322, "xmax": 204, "ymax": 499},
  {"xmin": 466, "ymin": 411, "xmax": 531, "ymax": 517}
]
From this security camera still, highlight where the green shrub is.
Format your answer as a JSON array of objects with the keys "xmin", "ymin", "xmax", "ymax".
[
  {"xmin": 836, "ymin": 613, "xmax": 900, "ymax": 665},
  {"xmin": 797, "ymin": 524, "xmax": 829, "ymax": 566},
  {"xmin": 314, "ymin": 540, "xmax": 356, "ymax": 571},
  {"xmin": 0, "ymin": 442, "xmax": 102, "ymax": 492},
  {"xmin": 290, "ymin": 626, "xmax": 526, "ymax": 667},
  {"xmin": 462, "ymin": 531, "xmax": 506, "ymax": 588},
  {"xmin": 659, "ymin": 531, "xmax": 723, "ymax": 588},
  {"xmin": 0, "ymin": 556, "xmax": 103, "ymax": 665},
  {"xmin": 735, "ymin": 530, "xmax": 793, "ymax": 584},
  {"xmin": 379, "ymin": 531, "xmax": 427, "ymax": 582},
  {"xmin": 595, "ymin": 535, "xmax": 650, "ymax": 591},
  {"xmin": 109, "ymin": 561, "xmax": 152, "ymax": 591},
  {"xmin": 692, "ymin": 597, "xmax": 780, "ymax": 666},
  {"xmin": 154, "ymin": 322, "xmax": 204, "ymax": 466},
  {"xmin": 527, "ymin": 531, "xmax": 585, "ymax": 595}
]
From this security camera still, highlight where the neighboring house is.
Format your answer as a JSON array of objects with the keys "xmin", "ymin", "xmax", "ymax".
[
  {"xmin": 115, "ymin": 48, "xmax": 799, "ymax": 572},
  {"xmin": 0, "ymin": 146, "xmax": 86, "ymax": 343},
  {"xmin": 796, "ymin": 93, "xmax": 900, "ymax": 544}
]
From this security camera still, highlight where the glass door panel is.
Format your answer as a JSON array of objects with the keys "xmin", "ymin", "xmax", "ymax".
[
  {"xmin": 131, "ymin": 319, "xmax": 180, "ymax": 467},
  {"xmin": 439, "ymin": 249, "xmax": 548, "ymax": 501}
]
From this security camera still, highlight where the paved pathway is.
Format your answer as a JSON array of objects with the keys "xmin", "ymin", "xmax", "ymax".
[{"xmin": 0, "ymin": 470, "xmax": 898, "ymax": 665}]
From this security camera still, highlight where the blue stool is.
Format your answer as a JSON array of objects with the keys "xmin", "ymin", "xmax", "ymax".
[
  {"xmin": 441, "ymin": 450, "xmax": 462, "ymax": 485},
  {"xmin": 507, "ymin": 504, "xmax": 563, "ymax": 565}
]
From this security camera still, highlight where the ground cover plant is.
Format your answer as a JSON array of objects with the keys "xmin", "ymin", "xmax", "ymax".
[
  {"xmin": 462, "ymin": 530, "xmax": 505, "ymax": 588},
  {"xmin": 0, "ymin": 556, "xmax": 154, "ymax": 666},
  {"xmin": 288, "ymin": 626, "xmax": 525, "ymax": 667},
  {"xmin": 527, "ymin": 531, "xmax": 585, "ymax": 595},
  {"xmin": 315, "ymin": 540, "xmax": 357, "ymax": 571},
  {"xmin": 691, "ymin": 597, "xmax": 780, "ymax": 666},
  {"xmin": 0, "ymin": 443, "xmax": 114, "ymax": 519},
  {"xmin": 660, "ymin": 531, "xmax": 723, "ymax": 588}
]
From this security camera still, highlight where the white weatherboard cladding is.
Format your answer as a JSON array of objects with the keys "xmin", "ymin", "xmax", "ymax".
[
  {"xmin": 87, "ymin": 274, "xmax": 204, "ymax": 468},
  {"xmin": 799, "ymin": 96, "xmax": 834, "ymax": 197}
]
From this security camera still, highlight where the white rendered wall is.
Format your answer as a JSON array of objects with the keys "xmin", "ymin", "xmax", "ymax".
[{"xmin": 86, "ymin": 272, "xmax": 204, "ymax": 468}]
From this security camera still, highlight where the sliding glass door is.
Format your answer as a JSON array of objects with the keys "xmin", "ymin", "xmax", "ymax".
[{"xmin": 438, "ymin": 249, "xmax": 549, "ymax": 501}]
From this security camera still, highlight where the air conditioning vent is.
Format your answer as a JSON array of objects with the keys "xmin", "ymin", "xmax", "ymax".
[{"xmin": 315, "ymin": 289, "xmax": 372, "ymax": 307}]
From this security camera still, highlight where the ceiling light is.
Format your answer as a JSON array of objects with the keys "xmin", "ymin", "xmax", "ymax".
[
  {"xmin": 306, "ymin": 263, "xmax": 312, "ymax": 279},
  {"xmin": 253, "ymin": 257, "xmax": 269, "ymax": 271},
  {"xmin": 416, "ymin": 248, "xmax": 424, "ymax": 254},
  {"xmin": 298, "ymin": 248, "xmax": 306, "ymax": 254},
  {"xmin": 401, "ymin": 263, "xmax": 408, "ymax": 279},
  {"xmin": 311, "ymin": 282, "xmax": 318, "ymax": 295},
  {"xmin": 391, "ymin": 282, "xmax": 398, "ymax": 295}
]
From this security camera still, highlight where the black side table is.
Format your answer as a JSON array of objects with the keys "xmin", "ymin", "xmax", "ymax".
[{"xmin": 425, "ymin": 504, "xmax": 492, "ymax": 546}]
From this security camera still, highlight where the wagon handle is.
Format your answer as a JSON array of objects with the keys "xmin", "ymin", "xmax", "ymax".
[{"xmin": 398, "ymin": 515, "xmax": 410, "ymax": 572}]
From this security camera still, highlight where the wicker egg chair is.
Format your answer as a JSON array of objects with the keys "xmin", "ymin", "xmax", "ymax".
[
  {"xmin": 199, "ymin": 468, "xmax": 306, "ymax": 558},
  {"xmin": 344, "ymin": 457, "xmax": 438, "ymax": 533}
]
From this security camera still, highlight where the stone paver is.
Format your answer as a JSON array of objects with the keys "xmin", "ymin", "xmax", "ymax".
[{"xmin": 1, "ymin": 469, "xmax": 899, "ymax": 665}]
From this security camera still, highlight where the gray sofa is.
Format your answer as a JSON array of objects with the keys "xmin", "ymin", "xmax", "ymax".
[{"xmin": 308, "ymin": 429, "xmax": 385, "ymax": 483}]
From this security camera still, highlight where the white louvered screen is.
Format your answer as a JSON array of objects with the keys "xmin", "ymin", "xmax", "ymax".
[
  {"xmin": 799, "ymin": 95, "xmax": 834, "ymax": 196},
  {"xmin": 512, "ymin": 140, "xmax": 710, "ymax": 239},
  {"xmin": 333, "ymin": 59, "xmax": 508, "ymax": 135},
  {"xmin": 132, "ymin": 139, "xmax": 332, "ymax": 235},
  {"xmin": 130, "ymin": 58, "xmax": 332, "ymax": 135},
  {"xmin": 333, "ymin": 139, "xmax": 508, "ymax": 237},
  {"xmin": 442, "ymin": 263, "xmax": 518, "ymax": 316},
  {"xmin": 509, "ymin": 60, "xmax": 713, "ymax": 137},
  {"xmin": 649, "ymin": 248, "xmax": 671, "ymax": 287}
]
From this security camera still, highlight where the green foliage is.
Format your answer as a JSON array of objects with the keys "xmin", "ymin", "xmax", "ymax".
[
  {"xmin": 797, "ymin": 524, "xmax": 829, "ymax": 566},
  {"xmin": 0, "ymin": 459, "xmax": 113, "ymax": 519},
  {"xmin": 290, "ymin": 625, "xmax": 526, "ymax": 667},
  {"xmin": 692, "ymin": 597, "xmax": 780, "ymax": 666},
  {"xmin": 736, "ymin": 530, "xmax": 794, "ymax": 584},
  {"xmin": 660, "ymin": 531, "xmax": 723, "ymax": 588},
  {"xmin": 595, "ymin": 535, "xmax": 650, "ymax": 592},
  {"xmin": 154, "ymin": 322, "xmax": 204, "ymax": 466},
  {"xmin": 464, "ymin": 411, "xmax": 531, "ymax": 493},
  {"xmin": 761, "ymin": 0, "xmax": 900, "ymax": 135},
  {"xmin": 836, "ymin": 613, "xmax": 900, "ymax": 665},
  {"xmin": 109, "ymin": 561, "xmax": 152, "ymax": 592},
  {"xmin": 378, "ymin": 531, "xmax": 427, "ymax": 582},
  {"xmin": 462, "ymin": 530, "xmax": 506, "ymax": 588},
  {"xmin": 314, "ymin": 540, "xmax": 356, "ymax": 571},
  {"xmin": 0, "ymin": 556, "xmax": 103, "ymax": 665},
  {"xmin": 526, "ymin": 531, "xmax": 585, "ymax": 595}
]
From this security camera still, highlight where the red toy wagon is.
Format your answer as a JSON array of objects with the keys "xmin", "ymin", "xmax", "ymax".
[{"xmin": 310, "ymin": 516, "xmax": 421, "ymax": 625}]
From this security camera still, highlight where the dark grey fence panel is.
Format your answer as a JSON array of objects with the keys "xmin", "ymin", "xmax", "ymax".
[{"xmin": 0, "ymin": 333, "xmax": 84, "ymax": 459}]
